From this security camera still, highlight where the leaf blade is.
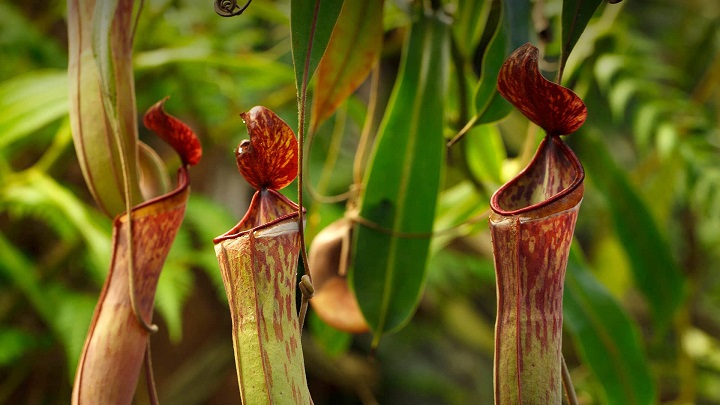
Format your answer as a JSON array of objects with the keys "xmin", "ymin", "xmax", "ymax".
[
  {"xmin": 559, "ymin": 0, "xmax": 603, "ymax": 79},
  {"xmin": 564, "ymin": 245, "xmax": 657, "ymax": 405},
  {"xmin": 575, "ymin": 131, "xmax": 686, "ymax": 332},
  {"xmin": 310, "ymin": 0, "xmax": 384, "ymax": 132},
  {"xmin": 351, "ymin": 11, "xmax": 450, "ymax": 343},
  {"xmin": 290, "ymin": 0, "xmax": 344, "ymax": 94}
]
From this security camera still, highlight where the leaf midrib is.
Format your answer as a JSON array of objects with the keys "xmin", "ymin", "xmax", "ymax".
[{"xmin": 375, "ymin": 19, "xmax": 437, "ymax": 337}]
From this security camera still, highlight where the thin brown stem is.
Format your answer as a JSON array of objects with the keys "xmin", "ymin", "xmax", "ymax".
[
  {"xmin": 447, "ymin": 114, "xmax": 479, "ymax": 148},
  {"xmin": 145, "ymin": 340, "xmax": 159, "ymax": 405},
  {"xmin": 348, "ymin": 208, "xmax": 490, "ymax": 240},
  {"xmin": 561, "ymin": 354, "xmax": 578, "ymax": 405},
  {"xmin": 353, "ymin": 63, "xmax": 381, "ymax": 187},
  {"xmin": 305, "ymin": 104, "xmax": 354, "ymax": 203},
  {"xmin": 296, "ymin": 0, "xmax": 323, "ymax": 328},
  {"xmin": 131, "ymin": 0, "xmax": 144, "ymax": 44}
]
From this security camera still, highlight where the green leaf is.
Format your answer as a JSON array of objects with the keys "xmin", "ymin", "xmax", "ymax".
[
  {"xmin": 310, "ymin": 0, "xmax": 383, "ymax": 132},
  {"xmin": 502, "ymin": 0, "xmax": 531, "ymax": 51},
  {"xmin": 309, "ymin": 312, "xmax": 352, "ymax": 358},
  {"xmin": 183, "ymin": 195, "xmax": 236, "ymax": 299},
  {"xmin": 453, "ymin": 0, "xmax": 488, "ymax": 60},
  {"xmin": 0, "ymin": 233, "xmax": 95, "ymax": 373},
  {"xmin": 1, "ymin": 171, "xmax": 111, "ymax": 284},
  {"xmin": 564, "ymin": 245, "xmax": 656, "ymax": 405},
  {"xmin": 473, "ymin": 0, "xmax": 512, "ymax": 125},
  {"xmin": 559, "ymin": 0, "xmax": 603, "ymax": 79},
  {"xmin": 45, "ymin": 286, "xmax": 97, "ymax": 374},
  {"xmin": 351, "ymin": 11, "xmax": 450, "ymax": 345},
  {"xmin": 156, "ymin": 255, "xmax": 193, "ymax": 343},
  {"xmin": 575, "ymin": 131, "xmax": 686, "ymax": 332},
  {"xmin": 290, "ymin": 0, "xmax": 344, "ymax": 94},
  {"xmin": 465, "ymin": 124, "xmax": 506, "ymax": 187},
  {"xmin": 431, "ymin": 181, "xmax": 488, "ymax": 252},
  {"xmin": 0, "ymin": 71, "xmax": 68, "ymax": 150}
]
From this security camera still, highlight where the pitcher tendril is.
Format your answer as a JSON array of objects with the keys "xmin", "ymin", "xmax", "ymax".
[{"xmin": 214, "ymin": 0, "xmax": 252, "ymax": 17}]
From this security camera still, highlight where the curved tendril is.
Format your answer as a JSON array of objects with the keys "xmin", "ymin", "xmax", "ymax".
[
  {"xmin": 214, "ymin": 0, "xmax": 252, "ymax": 17},
  {"xmin": 113, "ymin": 119, "xmax": 158, "ymax": 334},
  {"xmin": 126, "ymin": 221, "xmax": 159, "ymax": 334},
  {"xmin": 145, "ymin": 341, "xmax": 159, "ymax": 405},
  {"xmin": 562, "ymin": 354, "xmax": 579, "ymax": 405},
  {"xmin": 298, "ymin": 275, "xmax": 314, "ymax": 333},
  {"xmin": 347, "ymin": 208, "xmax": 491, "ymax": 240}
]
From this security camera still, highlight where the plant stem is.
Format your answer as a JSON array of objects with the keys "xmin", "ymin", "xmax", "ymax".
[
  {"xmin": 296, "ymin": 0, "xmax": 322, "ymax": 328},
  {"xmin": 352, "ymin": 62, "xmax": 380, "ymax": 187},
  {"xmin": 145, "ymin": 341, "xmax": 159, "ymax": 405},
  {"xmin": 561, "ymin": 355, "xmax": 578, "ymax": 405}
]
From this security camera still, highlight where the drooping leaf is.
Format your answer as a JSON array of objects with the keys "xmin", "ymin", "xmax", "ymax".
[
  {"xmin": 498, "ymin": 43, "xmax": 587, "ymax": 136},
  {"xmin": 236, "ymin": 106, "xmax": 298, "ymax": 191},
  {"xmin": 559, "ymin": 0, "xmax": 604, "ymax": 79},
  {"xmin": 472, "ymin": 0, "xmax": 512, "ymax": 125},
  {"xmin": 67, "ymin": 0, "xmax": 142, "ymax": 217},
  {"xmin": 564, "ymin": 245, "xmax": 657, "ymax": 405},
  {"xmin": 502, "ymin": 0, "xmax": 531, "ymax": 51},
  {"xmin": 310, "ymin": 0, "xmax": 384, "ymax": 132},
  {"xmin": 351, "ymin": 11, "xmax": 450, "ymax": 344},
  {"xmin": 575, "ymin": 131, "xmax": 685, "ymax": 332},
  {"xmin": 453, "ymin": 0, "xmax": 488, "ymax": 60},
  {"xmin": 290, "ymin": 0, "xmax": 344, "ymax": 93}
]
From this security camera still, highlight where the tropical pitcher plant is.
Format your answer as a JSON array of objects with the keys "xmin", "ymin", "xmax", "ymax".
[
  {"xmin": 213, "ymin": 106, "xmax": 312, "ymax": 403},
  {"xmin": 68, "ymin": 0, "xmax": 201, "ymax": 403},
  {"xmin": 490, "ymin": 43, "xmax": 587, "ymax": 404}
]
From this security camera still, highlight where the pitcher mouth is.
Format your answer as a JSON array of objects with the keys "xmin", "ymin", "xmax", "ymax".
[
  {"xmin": 490, "ymin": 136, "xmax": 584, "ymax": 217},
  {"xmin": 213, "ymin": 189, "xmax": 304, "ymax": 243}
]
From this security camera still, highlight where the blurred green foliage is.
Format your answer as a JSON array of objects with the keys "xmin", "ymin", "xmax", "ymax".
[{"xmin": 0, "ymin": 0, "xmax": 719, "ymax": 404}]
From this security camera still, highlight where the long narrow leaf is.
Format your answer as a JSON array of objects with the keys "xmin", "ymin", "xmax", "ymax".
[
  {"xmin": 574, "ymin": 131, "xmax": 685, "ymax": 332},
  {"xmin": 453, "ymin": 0, "xmax": 488, "ymax": 60},
  {"xmin": 502, "ymin": 0, "xmax": 530, "ymax": 52},
  {"xmin": 564, "ymin": 245, "xmax": 656, "ymax": 405},
  {"xmin": 473, "ymin": 0, "xmax": 512, "ymax": 125},
  {"xmin": 290, "ymin": 0, "xmax": 343, "ymax": 93},
  {"xmin": 559, "ymin": 0, "xmax": 603, "ymax": 80},
  {"xmin": 351, "ymin": 11, "xmax": 450, "ymax": 345},
  {"xmin": 310, "ymin": 0, "xmax": 383, "ymax": 132}
]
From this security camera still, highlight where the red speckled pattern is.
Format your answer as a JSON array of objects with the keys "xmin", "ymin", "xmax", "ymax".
[
  {"xmin": 73, "ymin": 169, "xmax": 191, "ymax": 404},
  {"xmin": 490, "ymin": 197, "xmax": 581, "ymax": 405},
  {"xmin": 236, "ymin": 106, "xmax": 299, "ymax": 191},
  {"xmin": 143, "ymin": 98, "xmax": 202, "ymax": 166},
  {"xmin": 214, "ymin": 189, "xmax": 310, "ymax": 404},
  {"xmin": 497, "ymin": 43, "xmax": 587, "ymax": 136}
]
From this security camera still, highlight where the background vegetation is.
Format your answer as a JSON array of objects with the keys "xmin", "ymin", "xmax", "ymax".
[{"xmin": 1, "ymin": 0, "xmax": 719, "ymax": 403}]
